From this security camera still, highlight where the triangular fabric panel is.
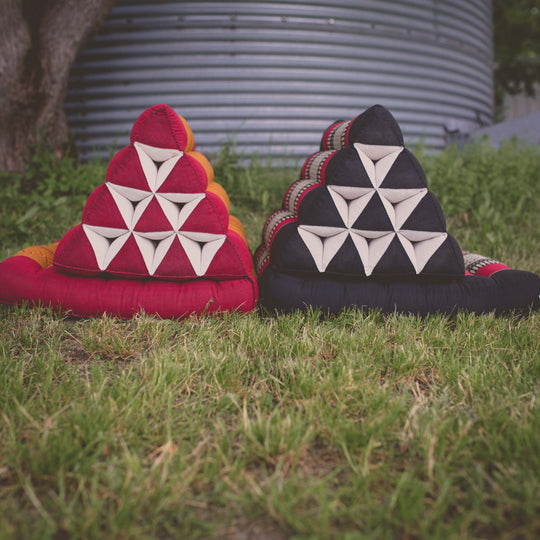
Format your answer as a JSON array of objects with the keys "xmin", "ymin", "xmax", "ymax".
[
  {"xmin": 399, "ymin": 192, "xmax": 447, "ymax": 232},
  {"xmin": 324, "ymin": 146, "xmax": 373, "ymax": 188},
  {"xmin": 297, "ymin": 187, "xmax": 347, "ymax": 228},
  {"xmin": 54, "ymin": 104, "xmax": 256, "ymax": 284},
  {"xmin": 256, "ymin": 104, "xmax": 465, "ymax": 283},
  {"xmin": 378, "ymin": 150, "xmax": 427, "ymax": 189},
  {"xmin": 82, "ymin": 186, "xmax": 131, "ymax": 230}
]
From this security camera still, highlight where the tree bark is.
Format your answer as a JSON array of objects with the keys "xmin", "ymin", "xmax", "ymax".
[{"xmin": 0, "ymin": 0, "xmax": 116, "ymax": 172}]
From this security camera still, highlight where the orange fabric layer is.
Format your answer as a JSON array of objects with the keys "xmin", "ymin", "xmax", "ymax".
[
  {"xmin": 14, "ymin": 242, "xmax": 59, "ymax": 269},
  {"xmin": 187, "ymin": 150, "xmax": 214, "ymax": 184},
  {"xmin": 207, "ymin": 181, "xmax": 231, "ymax": 211},
  {"xmin": 228, "ymin": 215, "xmax": 249, "ymax": 245},
  {"xmin": 178, "ymin": 115, "xmax": 195, "ymax": 152}
]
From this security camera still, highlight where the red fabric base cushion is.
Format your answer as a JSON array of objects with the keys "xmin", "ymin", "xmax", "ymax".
[{"xmin": 0, "ymin": 256, "xmax": 257, "ymax": 319}]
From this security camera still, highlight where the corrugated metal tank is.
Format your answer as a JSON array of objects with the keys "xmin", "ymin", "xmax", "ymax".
[{"xmin": 65, "ymin": 0, "xmax": 493, "ymax": 162}]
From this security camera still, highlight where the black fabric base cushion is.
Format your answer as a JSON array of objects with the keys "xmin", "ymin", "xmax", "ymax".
[{"xmin": 258, "ymin": 267, "xmax": 540, "ymax": 316}]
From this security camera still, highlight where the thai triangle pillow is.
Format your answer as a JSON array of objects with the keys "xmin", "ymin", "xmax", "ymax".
[
  {"xmin": 0, "ymin": 105, "xmax": 258, "ymax": 318},
  {"xmin": 255, "ymin": 105, "xmax": 540, "ymax": 315}
]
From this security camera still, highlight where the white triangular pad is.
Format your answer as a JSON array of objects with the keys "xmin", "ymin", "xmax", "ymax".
[
  {"xmin": 348, "ymin": 233, "xmax": 369, "ymax": 273},
  {"xmin": 134, "ymin": 142, "xmax": 184, "ymax": 192},
  {"xmin": 83, "ymin": 224, "xmax": 129, "ymax": 238},
  {"xmin": 327, "ymin": 188, "xmax": 348, "ymax": 227},
  {"xmin": 378, "ymin": 188, "xmax": 427, "ymax": 204},
  {"xmin": 298, "ymin": 225, "xmax": 348, "ymax": 272},
  {"xmin": 298, "ymin": 225, "xmax": 347, "ymax": 238},
  {"xmin": 297, "ymin": 227, "xmax": 325, "ymax": 271},
  {"xmin": 327, "ymin": 186, "xmax": 375, "ymax": 228},
  {"xmin": 177, "ymin": 232, "xmax": 226, "ymax": 276},
  {"xmin": 377, "ymin": 195, "xmax": 397, "ymax": 229},
  {"xmin": 353, "ymin": 144, "xmax": 403, "ymax": 189},
  {"xmin": 354, "ymin": 143, "xmax": 403, "ymax": 162},
  {"xmin": 135, "ymin": 141, "xmax": 183, "ymax": 163},
  {"xmin": 397, "ymin": 231, "xmax": 447, "ymax": 273},
  {"xmin": 350, "ymin": 230, "xmax": 395, "ymax": 276},
  {"xmin": 83, "ymin": 224, "xmax": 131, "ymax": 271},
  {"xmin": 366, "ymin": 233, "xmax": 396, "ymax": 276},
  {"xmin": 396, "ymin": 233, "xmax": 418, "ymax": 273},
  {"xmin": 350, "ymin": 229, "xmax": 394, "ymax": 239},
  {"xmin": 328, "ymin": 185, "xmax": 373, "ymax": 200},
  {"xmin": 155, "ymin": 154, "xmax": 182, "ymax": 191},
  {"xmin": 108, "ymin": 183, "xmax": 152, "ymax": 202},
  {"xmin": 321, "ymin": 231, "xmax": 350, "ymax": 270},
  {"xmin": 155, "ymin": 193, "xmax": 205, "ymax": 230},
  {"xmin": 392, "ymin": 191, "xmax": 427, "ymax": 230},
  {"xmin": 107, "ymin": 184, "xmax": 153, "ymax": 229},
  {"xmin": 133, "ymin": 232, "xmax": 176, "ymax": 275},
  {"xmin": 134, "ymin": 143, "xmax": 158, "ymax": 191},
  {"xmin": 355, "ymin": 148, "xmax": 377, "ymax": 186},
  {"xmin": 399, "ymin": 230, "xmax": 445, "ymax": 242},
  {"xmin": 374, "ymin": 148, "xmax": 403, "ymax": 187}
]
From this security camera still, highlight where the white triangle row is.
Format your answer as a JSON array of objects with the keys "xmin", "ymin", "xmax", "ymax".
[
  {"xmin": 298, "ymin": 224, "xmax": 446, "ymax": 275},
  {"xmin": 327, "ymin": 185, "xmax": 427, "ymax": 230},
  {"xmin": 107, "ymin": 183, "xmax": 206, "ymax": 231},
  {"xmin": 83, "ymin": 224, "xmax": 226, "ymax": 276}
]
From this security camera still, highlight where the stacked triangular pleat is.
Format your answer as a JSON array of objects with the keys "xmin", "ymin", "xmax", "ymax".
[
  {"xmin": 0, "ymin": 105, "xmax": 257, "ymax": 318},
  {"xmin": 255, "ymin": 105, "xmax": 539, "ymax": 315},
  {"xmin": 55, "ymin": 106, "xmax": 253, "ymax": 281},
  {"xmin": 256, "ymin": 105, "xmax": 463, "ymax": 280}
]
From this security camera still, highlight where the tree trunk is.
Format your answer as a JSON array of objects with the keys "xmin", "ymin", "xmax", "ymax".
[{"xmin": 0, "ymin": 0, "xmax": 116, "ymax": 172}]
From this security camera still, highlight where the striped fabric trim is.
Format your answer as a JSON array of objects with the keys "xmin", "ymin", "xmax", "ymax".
[
  {"xmin": 322, "ymin": 120, "xmax": 350, "ymax": 150},
  {"xmin": 463, "ymin": 251, "xmax": 509, "ymax": 276},
  {"xmin": 262, "ymin": 209, "xmax": 296, "ymax": 249},
  {"xmin": 301, "ymin": 150, "xmax": 335, "ymax": 182},
  {"xmin": 283, "ymin": 180, "xmax": 319, "ymax": 215},
  {"xmin": 254, "ymin": 244, "xmax": 270, "ymax": 275},
  {"xmin": 320, "ymin": 121, "xmax": 339, "ymax": 150}
]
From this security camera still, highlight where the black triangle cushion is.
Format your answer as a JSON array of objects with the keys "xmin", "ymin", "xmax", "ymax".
[
  {"xmin": 255, "ymin": 105, "xmax": 540, "ymax": 315},
  {"xmin": 262, "ymin": 105, "xmax": 464, "ymax": 279}
]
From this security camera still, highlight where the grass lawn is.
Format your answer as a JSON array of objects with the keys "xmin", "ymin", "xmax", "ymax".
[{"xmin": 0, "ymin": 140, "xmax": 539, "ymax": 539}]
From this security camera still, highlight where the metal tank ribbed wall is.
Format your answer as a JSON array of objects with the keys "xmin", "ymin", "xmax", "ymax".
[{"xmin": 65, "ymin": 0, "xmax": 493, "ymax": 162}]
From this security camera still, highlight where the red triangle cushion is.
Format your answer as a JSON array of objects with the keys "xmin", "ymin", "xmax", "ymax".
[{"xmin": 0, "ymin": 105, "xmax": 258, "ymax": 318}]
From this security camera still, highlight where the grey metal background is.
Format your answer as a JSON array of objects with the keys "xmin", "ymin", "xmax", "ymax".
[{"xmin": 65, "ymin": 0, "xmax": 493, "ymax": 163}]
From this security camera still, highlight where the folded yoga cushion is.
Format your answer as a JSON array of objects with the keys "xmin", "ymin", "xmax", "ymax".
[
  {"xmin": 0, "ymin": 105, "xmax": 258, "ymax": 318},
  {"xmin": 255, "ymin": 105, "xmax": 540, "ymax": 315}
]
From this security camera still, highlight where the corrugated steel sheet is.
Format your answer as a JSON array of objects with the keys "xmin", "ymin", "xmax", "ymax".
[{"xmin": 65, "ymin": 0, "xmax": 493, "ymax": 162}]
